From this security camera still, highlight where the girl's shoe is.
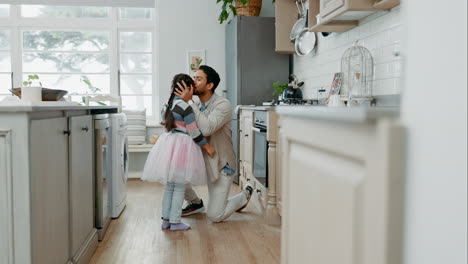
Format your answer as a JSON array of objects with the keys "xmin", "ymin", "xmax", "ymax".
[
  {"xmin": 170, "ymin": 222, "xmax": 191, "ymax": 231},
  {"xmin": 161, "ymin": 220, "xmax": 171, "ymax": 230}
]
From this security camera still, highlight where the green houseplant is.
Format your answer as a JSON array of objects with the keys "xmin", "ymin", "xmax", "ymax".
[
  {"xmin": 21, "ymin": 74, "xmax": 43, "ymax": 102},
  {"xmin": 272, "ymin": 81, "xmax": 288, "ymax": 102},
  {"xmin": 217, "ymin": 0, "xmax": 276, "ymax": 24}
]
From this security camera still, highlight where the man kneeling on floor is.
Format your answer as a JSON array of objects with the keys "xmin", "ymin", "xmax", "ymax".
[{"xmin": 175, "ymin": 65, "xmax": 254, "ymax": 222}]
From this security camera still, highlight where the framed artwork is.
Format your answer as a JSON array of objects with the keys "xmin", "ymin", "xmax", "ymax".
[
  {"xmin": 330, "ymin": 72, "xmax": 344, "ymax": 95},
  {"xmin": 186, "ymin": 50, "xmax": 206, "ymax": 75}
]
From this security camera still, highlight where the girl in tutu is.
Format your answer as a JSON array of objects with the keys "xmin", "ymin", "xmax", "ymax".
[{"xmin": 142, "ymin": 73, "xmax": 215, "ymax": 231}]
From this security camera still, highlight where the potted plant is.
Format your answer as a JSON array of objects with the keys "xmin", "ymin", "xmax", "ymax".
[
  {"xmin": 272, "ymin": 81, "xmax": 288, "ymax": 102},
  {"xmin": 21, "ymin": 74, "xmax": 43, "ymax": 102},
  {"xmin": 217, "ymin": 0, "xmax": 276, "ymax": 24}
]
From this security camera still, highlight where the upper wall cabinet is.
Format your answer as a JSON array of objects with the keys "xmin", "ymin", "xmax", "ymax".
[
  {"xmin": 275, "ymin": 0, "xmax": 296, "ymax": 54},
  {"xmin": 309, "ymin": 0, "xmax": 400, "ymax": 32}
]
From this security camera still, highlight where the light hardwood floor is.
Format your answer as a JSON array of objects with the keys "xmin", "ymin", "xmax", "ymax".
[{"xmin": 89, "ymin": 179, "xmax": 281, "ymax": 264}]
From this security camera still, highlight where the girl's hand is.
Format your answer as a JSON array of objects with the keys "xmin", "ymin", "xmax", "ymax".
[{"xmin": 202, "ymin": 143, "xmax": 216, "ymax": 157}]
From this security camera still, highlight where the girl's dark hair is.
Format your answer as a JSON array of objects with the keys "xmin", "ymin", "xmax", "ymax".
[{"xmin": 161, "ymin": 73, "xmax": 195, "ymax": 131}]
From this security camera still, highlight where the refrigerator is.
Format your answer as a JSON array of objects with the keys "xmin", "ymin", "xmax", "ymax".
[{"xmin": 224, "ymin": 16, "xmax": 289, "ymax": 183}]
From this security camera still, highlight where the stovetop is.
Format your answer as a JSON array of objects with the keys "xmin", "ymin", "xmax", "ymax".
[{"xmin": 279, "ymin": 99, "xmax": 319, "ymax": 105}]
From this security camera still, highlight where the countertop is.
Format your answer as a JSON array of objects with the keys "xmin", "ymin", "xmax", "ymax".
[
  {"xmin": 0, "ymin": 100, "xmax": 119, "ymax": 113},
  {"xmin": 275, "ymin": 105, "xmax": 399, "ymax": 123}
]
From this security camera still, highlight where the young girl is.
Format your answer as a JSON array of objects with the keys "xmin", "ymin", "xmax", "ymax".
[{"xmin": 142, "ymin": 73, "xmax": 215, "ymax": 231}]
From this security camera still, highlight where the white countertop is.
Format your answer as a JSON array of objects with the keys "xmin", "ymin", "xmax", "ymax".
[
  {"xmin": 275, "ymin": 105, "xmax": 399, "ymax": 123},
  {"xmin": 0, "ymin": 100, "xmax": 119, "ymax": 113}
]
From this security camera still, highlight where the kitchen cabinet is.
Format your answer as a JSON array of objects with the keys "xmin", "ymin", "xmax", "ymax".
[
  {"xmin": 239, "ymin": 109, "xmax": 254, "ymax": 189},
  {"xmin": 31, "ymin": 117, "xmax": 70, "ymax": 264},
  {"xmin": 238, "ymin": 108, "xmax": 281, "ymax": 223},
  {"xmin": 69, "ymin": 115, "xmax": 96, "ymax": 264},
  {"xmin": 275, "ymin": 0, "xmax": 296, "ymax": 54},
  {"xmin": 0, "ymin": 105, "xmax": 116, "ymax": 264},
  {"xmin": 309, "ymin": 0, "xmax": 400, "ymax": 32},
  {"xmin": 276, "ymin": 106, "xmax": 404, "ymax": 264}
]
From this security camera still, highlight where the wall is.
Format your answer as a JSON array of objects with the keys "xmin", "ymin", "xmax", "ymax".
[
  {"xmin": 294, "ymin": 7, "xmax": 403, "ymax": 99},
  {"xmin": 155, "ymin": 0, "xmax": 275, "ymax": 110},
  {"xmin": 402, "ymin": 0, "xmax": 467, "ymax": 264}
]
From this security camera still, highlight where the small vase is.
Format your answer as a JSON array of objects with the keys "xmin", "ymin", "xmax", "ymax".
[{"xmin": 21, "ymin": 86, "xmax": 42, "ymax": 102}]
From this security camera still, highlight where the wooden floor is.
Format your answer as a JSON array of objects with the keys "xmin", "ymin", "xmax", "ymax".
[{"xmin": 89, "ymin": 179, "xmax": 281, "ymax": 264}]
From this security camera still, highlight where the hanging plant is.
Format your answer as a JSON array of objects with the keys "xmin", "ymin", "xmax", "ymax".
[{"xmin": 217, "ymin": 0, "xmax": 276, "ymax": 24}]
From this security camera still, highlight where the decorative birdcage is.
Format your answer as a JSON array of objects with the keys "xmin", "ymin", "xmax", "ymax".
[{"xmin": 340, "ymin": 44, "xmax": 374, "ymax": 104}]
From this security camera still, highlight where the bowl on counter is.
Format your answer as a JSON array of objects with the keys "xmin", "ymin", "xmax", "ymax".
[{"xmin": 9, "ymin": 87, "xmax": 68, "ymax": 101}]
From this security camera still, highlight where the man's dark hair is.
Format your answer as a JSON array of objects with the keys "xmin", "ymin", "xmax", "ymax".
[{"xmin": 199, "ymin": 65, "xmax": 220, "ymax": 92}]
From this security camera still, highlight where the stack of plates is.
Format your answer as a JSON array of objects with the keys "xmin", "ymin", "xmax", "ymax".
[{"xmin": 123, "ymin": 108, "xmax": 147, "ymax": 145}]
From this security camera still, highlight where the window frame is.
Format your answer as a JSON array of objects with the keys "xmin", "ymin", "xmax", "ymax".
[{"xmin": 0, "ymin": 5, "xmax": 159, "ymax": 125}]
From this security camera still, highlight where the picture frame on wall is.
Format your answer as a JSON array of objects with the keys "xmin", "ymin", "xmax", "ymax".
[{"xmin": 186, "ymin": 50, "xmax": 206, "ymax": 75}]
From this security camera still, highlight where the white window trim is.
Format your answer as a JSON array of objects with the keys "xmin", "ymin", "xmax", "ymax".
[{"xmin": 0, "ymin": 4, "xmax": 159, "ymax": 125}]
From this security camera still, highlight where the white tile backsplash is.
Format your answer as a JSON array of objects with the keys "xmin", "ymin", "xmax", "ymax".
[{"xmin": 294, "ymin": 6, "xmax": 403, "ymax": 99}]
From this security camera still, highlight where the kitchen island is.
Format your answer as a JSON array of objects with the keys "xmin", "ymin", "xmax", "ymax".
[
  {"xmin": 0, "ymin": 101, "xmax": 118, "ymax": 264},
  {"xmin": 275, "ymin": 105, "xmax": 404, "ymax": 264}
]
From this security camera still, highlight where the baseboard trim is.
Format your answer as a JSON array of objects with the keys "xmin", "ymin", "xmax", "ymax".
[{"xmin": 72, "ymin": 229, "xmax": 98, "ymax": 264}]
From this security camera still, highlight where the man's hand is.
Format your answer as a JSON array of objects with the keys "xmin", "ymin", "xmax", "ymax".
[{"xmin": 174, "ymin": 80, "xmax": 194, "ymax": 102}]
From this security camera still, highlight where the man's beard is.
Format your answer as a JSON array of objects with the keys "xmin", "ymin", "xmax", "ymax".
[{"xmin": 193, "ymin": 88, "xmax": 203, "ymax": 96}]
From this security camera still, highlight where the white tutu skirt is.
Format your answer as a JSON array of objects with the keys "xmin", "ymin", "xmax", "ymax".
[{"xmin": 141, "ymin": 132, "xmax": 207, "ymax": 185}]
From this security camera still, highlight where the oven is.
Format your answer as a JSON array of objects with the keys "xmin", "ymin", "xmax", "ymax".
[{"xmin": 252, "ymin": 110, "xmax": 268, "ymax": 188}]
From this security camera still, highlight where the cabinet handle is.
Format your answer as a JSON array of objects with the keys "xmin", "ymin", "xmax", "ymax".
[
  {"xmin": 63, "ymin": 130, "xmax": 71, "ymax": 135},
  {"xmin": 82, "ymin": 126, "xmax": 89, "ymax": 132},
  {"xmin": 244, "ymin": 134, "xmax": 249, "ymax": 137},
  {"xmin": 256, "ymin": 189, "xmax": 261, "ymax": 193}
]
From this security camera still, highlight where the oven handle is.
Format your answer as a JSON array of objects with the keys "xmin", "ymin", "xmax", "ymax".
[{"xmin": 251, "ymin": 127, "xmax": 261, "ymax": 133}]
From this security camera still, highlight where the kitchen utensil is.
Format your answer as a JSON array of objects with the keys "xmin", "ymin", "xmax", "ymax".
[
  {"xmin": 10, "ymin": 87, "xmax": 68, "ymax": 101},
  {"xmin": 290, "ymin": 0, "xmax": 306, "ymax": 40},
  {"xmin": 295, "ymin": 10, "xmax": 316, "ymax": 56},
  {"xmin": 282, "ymin": 79, "xmax": 304, "ymax": 101}
]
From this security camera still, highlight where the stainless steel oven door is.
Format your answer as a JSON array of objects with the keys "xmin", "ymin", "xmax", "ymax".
[{"xmin": 252, "ymin": 126, "xmax": 268, "ymax": 188}]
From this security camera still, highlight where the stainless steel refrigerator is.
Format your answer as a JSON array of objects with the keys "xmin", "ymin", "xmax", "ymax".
[{"xmin": 224, "ymin": 16, "xmax": 289, "ymax": 182}]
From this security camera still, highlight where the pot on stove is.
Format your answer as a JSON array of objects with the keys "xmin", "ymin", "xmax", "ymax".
[{"xmin": 282, "ymin": 81, "xmax": 304, "ymax": 101}]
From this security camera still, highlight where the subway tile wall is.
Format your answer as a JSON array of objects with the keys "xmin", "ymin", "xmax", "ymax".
[{"xmin": 294, "ymin": 6, "xmax": 403, "ymax": 99}]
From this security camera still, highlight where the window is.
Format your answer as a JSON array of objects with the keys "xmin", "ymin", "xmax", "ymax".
[
  {"xmin": 0, "ymin": 29, "xmax": 11, "ymax": 99},
  {"xmin": 1, "ymin": 5, "xmax": 157, "ymax": 123},
  {"xmin": 119, "ymin": 8, "xmax": 153, "ymax": 20},
  {"xmin": 0, "ymin": 5, "xmax": 9, "ymax": 17},
  {"xmin": 21, "ymin": 5, "xmax": 109, "ymax": 18},
  {"xmin": 22, "ymin": 30, "xmax": 110, "ymax": 98},
  {"xmin": 119, "ymin": 31, "xmax": 153, "ymax": 116}
]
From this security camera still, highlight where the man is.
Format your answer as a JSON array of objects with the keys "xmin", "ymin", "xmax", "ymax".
[{"xmin": 174, "ymin": 65, "xmax": 253, "ymax": 222}]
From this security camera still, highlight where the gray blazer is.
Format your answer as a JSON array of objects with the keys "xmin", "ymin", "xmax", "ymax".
[{"xmin": 192, "ymin": 93, "xmax": 236, "ymax": 182}]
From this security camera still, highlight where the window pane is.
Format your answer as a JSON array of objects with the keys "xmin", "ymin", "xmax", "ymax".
[
  {"xmin": 0, "ymin": 5, "xmax": 9, "ymax": 17},
  {"xmin": 0, "ymin": 30, "xmax": 10, "ymax": 50},
  {"xmin": 23, "ymin": 52, "xmax": 109, "ymax": 73},
  {"xmin": 0, "ymin": 52, "xmax": 11, "ymax": 72},
  {"xmin": 21, "ymin": 5, "xmax": 109, "ymax": 18},
  {"xmin": 120, "ymin": 32, "xmax": 152, "ymax": 52},
  {"xmin": 119, "ymin": 8, "xmax": 152, "ymax": 20},
  {"xmin": 0, "ymin": 74, "xmax": 12, "ymax": 94},
  {"xmin": 120, "ymin": 54, "xmax": 152, "ymax": 73},
  {"xmin": 121, "ymin": 95, "xmax": 153, "ymax": 116},
  {"xmin": 23, "ymin": 31, "xmax": 109, "ymax": 51},
  {"xmin": 120, "ymin": 75, "xmax": 152, "ymax": 95},
  {"xmin": 23, "ymin": 74, "xmax": 110, "ymax": 94}
]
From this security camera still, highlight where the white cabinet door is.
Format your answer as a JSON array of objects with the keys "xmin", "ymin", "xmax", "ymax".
[
  {"xmin": 31, "ymin": 117, "xmax": 69, "ymax": 264},
  {"xmin": 280, "ymin": 117, "xmax": 404, "ymax": 264},
  {"xmin": 0, "ymin": 130, "xmax": 13, "ymax": 264},
  {"xmin": 320, "ymin": 0, "xmax": 345, "ymax": 17},
  {"xmin": 69, "ymin": 115, "xmax": 94, "ymax": 258},
  {"xmin": 286, "ymin": 142, "xmax": 365, "ymax": 264}
]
